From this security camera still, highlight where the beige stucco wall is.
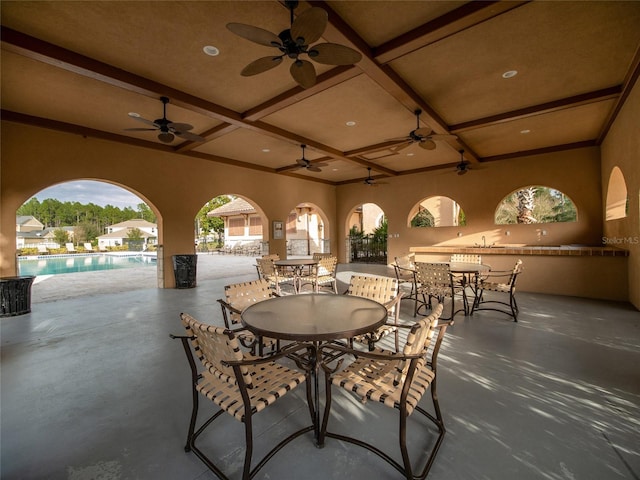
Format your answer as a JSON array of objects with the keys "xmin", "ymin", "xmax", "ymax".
[
  {"xmin": 601, "ymin": 81, "xmax": 640, "ymax": 308},
  {"xmin": 0, "ymin": 122, "xmax": 336, "ymax": 287},
  {"xmin": 336, "ymin": 146, "xmax": 604, "ymax": 258}
]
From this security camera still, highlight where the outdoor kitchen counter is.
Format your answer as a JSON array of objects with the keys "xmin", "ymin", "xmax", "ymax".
[{"xmin": 409, "ymin": 245, "xmax": 629, "ymax": 301}]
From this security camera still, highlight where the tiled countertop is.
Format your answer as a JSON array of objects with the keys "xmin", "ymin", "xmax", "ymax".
[{"xmin": 410, "ymin": 245, "xmax": 629, "ymax": 257}]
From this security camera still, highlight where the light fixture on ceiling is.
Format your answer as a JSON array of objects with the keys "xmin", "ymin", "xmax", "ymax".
[
  {"xmin": 520, "ymin": 129, "xmax": 531, "ymax": 134},
  {"xmin": 502, "ymin": 70, "xmax": 518, "ymax": 79},
  {"xmin": 262, "ymin": 148, "xmax": 270, "ymax": 153},
  {"xmin": 345, "ymin": 121, "xmax": 356, "ymax": 127},
  {"xmin": 203, "ymin": 45, "xmax": 220, "ymax": 56}
]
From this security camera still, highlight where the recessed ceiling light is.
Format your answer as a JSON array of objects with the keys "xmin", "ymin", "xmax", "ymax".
[
  {"xmin": 128, "ymin": 112, "xmax": 140, "ymax": 118},
  {"xmin": 262, "ymin": 148, "xmax": 270, "ymax": 153},
  {"xmin": 502, "ymin": 70, "xmax": 518, "ymax": 79},
  {"xmin": 520, "ymin": 129, "xmax": 531, "ymax": 134},
  {"xmin": 345, "ymin": 121, "xmax": 356, "ymax": 127},
  {"xmin": 406, "ymin": 153, "xmax": 414, "ymax": 156},
  {"xmin": 203, "ymin": 46, "xmax": 220, "ymax": 56},
  {"xmin": 332, "ymin": 168, "xmax": 338, "ymax": 172}
]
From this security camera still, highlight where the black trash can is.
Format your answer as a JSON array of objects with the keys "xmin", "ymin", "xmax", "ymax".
[
  {"xmin": 172, "ymin": 254, "xmax": 197, "ymax": 289},
  {"xmin": 1, "ymin": 275, "xmax": 35, "ymax": 317}
]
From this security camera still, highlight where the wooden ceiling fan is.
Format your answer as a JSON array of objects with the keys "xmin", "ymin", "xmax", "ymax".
[
  {"xmin": 227, "ymin": 0, "xmax": 362, "ymax": 89},
  {"xmin": 389, "ymin": 109, "xmax": 457, "ymax": 151}
]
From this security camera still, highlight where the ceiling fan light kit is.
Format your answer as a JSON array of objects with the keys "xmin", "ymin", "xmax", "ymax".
[{"xmin": 227, "ymin": 0, "xmax": 362, "ymax": 89}]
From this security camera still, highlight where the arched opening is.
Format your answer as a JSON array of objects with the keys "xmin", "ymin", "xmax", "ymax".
[
  {"xmin": 408, "ymin": 196, "xmax": 466, "ymax": 227},
  {"xmin": 495, "ymin": 186, "xmax": 577, "ymax": 224},
  {"xmin": 285, "ymin": 203, "xmax": 330, "ymax": 256},
  {"xmin": 203, "ymin": 195, "xmax": 268, "ymax": 256},
  {"xmin": 346, "ymin": 203, "xmax": 387, "ymax": 264},
  {"xmin": 605, "ymin": 166, "xmax": 628, "ymax": 220},
  {"xmin": 16, "ymin": 179, "xmax": 159, "ymax": 278}
]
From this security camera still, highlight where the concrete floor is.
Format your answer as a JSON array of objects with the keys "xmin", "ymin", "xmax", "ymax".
[{"xmin": 2, "ymin": 255, "xmax": 639, "ymax": 480}]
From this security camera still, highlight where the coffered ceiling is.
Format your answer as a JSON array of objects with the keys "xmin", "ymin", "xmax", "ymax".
[{"xmin": 2, "ymin": 1, "xmax": 639, "ymax": 185}]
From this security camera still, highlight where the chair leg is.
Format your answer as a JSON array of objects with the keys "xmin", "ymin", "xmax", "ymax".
[
  {"xmin": 242, "ymin": 416, "xmax": 254, "ymax": 480},
  {"xmin": 399, "ymin": 408, "xmax": 413, "ymax": 480},
  {"xmin": 510, "ymin": 293, "xmax": 519, "ymax": 321}
]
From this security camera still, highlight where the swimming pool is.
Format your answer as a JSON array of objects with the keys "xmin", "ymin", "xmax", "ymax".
[{"xmin": 18, "ymin": 254, "xmax": 156, "ymax": 276}]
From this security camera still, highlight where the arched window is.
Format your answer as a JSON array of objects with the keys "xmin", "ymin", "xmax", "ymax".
[
  {"xmin": 605, "ymin": 166, "xmax": 628, "ymax": 220},
  {"xmin": 409, "ymin": 196, "xmax": 466, "ymax": 227},
  {"xmin": 495, "ymin": 186, "xmax": 577, "ymax": 224}
]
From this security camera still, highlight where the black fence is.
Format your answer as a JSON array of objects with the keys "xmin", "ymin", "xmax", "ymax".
[{"xmin": 349, "ymin": 235, "xmax": 387, "ymax": 264}]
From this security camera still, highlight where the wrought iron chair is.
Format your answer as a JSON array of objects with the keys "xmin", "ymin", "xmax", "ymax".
[
  {"xmin": 172, "ymin": 313, "xmax": 313, "ymax": 480},
  {"xmin": 218, "ymin": 279, "xmax": 279, "ymax": 354},
  {"xmin": 471, "ymin": 259, "xmax": 523, "ymax": 321},
  {"xmin": 309, "ymin": 256, "xmax": 338, "ymax": 294},
  {"xmin": 254, "ymin": 254, "xmax": 280, "ymax": 279},
  {"xmin": 414, "ymin": 262, "xmax": 465, "ymax": 321},
  {"xmin": 345, "ymin": 275, "xmax": 403, "ymax": 352},
  {"xmin": 393, "ymin": 255, "xmax": 418, "ymax": 315},
  {"xmin": 255, "ymin": 257, "xmax": 295, "ymax": 295},
  {"xmin": 319, "ymin": 303, "xmax": 448, "ymax": 480}
]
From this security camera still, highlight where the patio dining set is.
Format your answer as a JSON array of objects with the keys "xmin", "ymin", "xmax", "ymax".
[{"xmin": 170, "ymin": 253, "xmax": 523, "ymax": 479}]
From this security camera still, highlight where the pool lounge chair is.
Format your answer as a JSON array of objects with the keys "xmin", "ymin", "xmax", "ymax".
[
  {"xmin": 84, "ymin": 243, "xmax": 94, "ymax": 252},
  {"xmin": 37, "ymin": 245, "xmax": 49, "ymax": 255},
  {"xmin": 65, "ymin": 243, "xmax": 77, "ymax": 253}
]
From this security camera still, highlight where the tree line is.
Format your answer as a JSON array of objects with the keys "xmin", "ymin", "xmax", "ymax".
[{"xmin": 18, "ymin": 197, "xmax": 156, "ymax": 243}]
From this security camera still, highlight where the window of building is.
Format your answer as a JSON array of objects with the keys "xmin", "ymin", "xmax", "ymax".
[
  {"xmin": 248, "ymin": 215, "xmax": 262, "ymax": 235},
  {"xmin": 286, "ymin": 213, "xmax": 297, "ymax": 234},
  {"xmin": 605, "ymin": 166, "xmax": 628, "ymax": 220},
  {"xmin": 409, "ymin": 196, "xmax": 466, "ymax": 227},
  {"xmin": 228, "ymin": 217, "xmax": 245, "ymax": 236},
  {"xmin": 495, "ymin": 186, "xmax": 577, "ymax": 224}
]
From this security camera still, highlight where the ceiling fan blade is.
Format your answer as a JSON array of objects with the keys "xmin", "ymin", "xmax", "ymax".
[
  {"xmin": 290, "ymin": 59, "xmax": 316, "ymax": 88},
  {"xmin": 307, "ymin": 166, "xmax": 322, "ymax": 172},
  {"xmin": 128, "ymin": 114, "xmax": 158, "ymax": 127},
  {"xmin": 168, "ymin": 122, "xmax": 194, "ymax": 133},
  {"xmin": 309, "ymin": 43, "xmax": 362, "ymax": 65},
  {"xmin": 413, "ymin": 128, "xmax": 432, "ymax": 137},
  {"xmin": 389, "ymin": 141, "xmax": 412, "ymax": 152},
  {"xmin": 124, "ymin": 128, "xmax": 158, "ymax": 132},
  {"xmin": 226, "ymin": 23, "xmax": 281, "ymax": 47},
  {"xmin": 291, "ymin": 7, "xmax": 327, "ymax": 45},
  {"xmin": 241, "ymin": 56, "xmax": 283, "ymax": 76},
  {"xmin": 296, "ymin": 158, "xmax": 308, "ymax": 167},
  {"xmin": 175, "ymin": 131, "xmax": 205, "ymax": 142},
  {"xmin": 419, "ymin": 139, "xmax": 437, "ymax": 150},
  {"xmin": 158, "ymin": 132, "xmax": 175, "ymax": 143}
]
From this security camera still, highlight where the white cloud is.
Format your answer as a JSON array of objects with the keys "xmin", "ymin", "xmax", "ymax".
[{"xmin": 29, "ymin": 181, "xmax": 144, "ymax": 209}]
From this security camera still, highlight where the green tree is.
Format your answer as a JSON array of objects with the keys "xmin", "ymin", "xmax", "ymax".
[
  {"xmin": 136, "ymin": 203, "xmax": 156, "ymax": 222},
  {"xmin": 53, "ymin": 228, "xmax": 70, "ymax": 246},
  {"xmin": 197, "ymin": 196, "xmax": 232, "ymax": 245},
  {"xmin": 411, "ymin": 208, "xmax": 435, "ymax": 227}
]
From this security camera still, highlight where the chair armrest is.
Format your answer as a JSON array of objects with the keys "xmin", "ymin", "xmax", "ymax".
[
  {"xmin": 217, "ymin": 298, "xmax": 242, "ymax": 315},
  {"xmin": 382, "ymin": 292, "xmax": 404, "ymax": 312},
  {"xmin": 319, "ymin": 343, "xmax": 423, "ymax": 361},
  {"xmin": 169, "ymin": 333, "xmax": 194, "ymax": 340}
]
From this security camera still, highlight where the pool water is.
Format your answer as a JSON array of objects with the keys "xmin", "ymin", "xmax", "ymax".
[{"xmin": 18, "ymin": 254, "xmax": 156, "ymax": 276}]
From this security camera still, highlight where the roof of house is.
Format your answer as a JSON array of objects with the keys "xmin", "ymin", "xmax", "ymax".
[
  {"xmin": 108, "ymin": 219, "xmax": 157, "ymax": 229},
  {"xmin": 98, "ymin": 228, "xmax": 157, "ymax": 240},
  {"xmin": 16, "ymin": 215, "xmax": 42, "ymax": 225},
  {"xmin": 207, "ymin": 198, "xmax": 256, "ymax": 217}
]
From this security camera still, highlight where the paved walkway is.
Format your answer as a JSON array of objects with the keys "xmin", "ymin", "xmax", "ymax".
[{"xmin": 30, "ymin": 254, "xmax": 395, "ymax": 303}]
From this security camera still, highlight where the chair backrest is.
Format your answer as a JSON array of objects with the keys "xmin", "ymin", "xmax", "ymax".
[
  {"xmin": 510, "ymin": 259, "xmax": 523, "ymax": 287},
  {"xmin": 256, "ymin": 257, "xmax": 278, "ymax": 277},
  {"xmin": 66, "ymin": 242, "xmax": 76, "ymax": 251},
  {"xmin": 312, "ymin": 252, "xmax": 333, "ymax": 260},
  {"xmin": 450, "ymin": 254, "xmax": 481, "ymax": 264},
  {"xmin": 395, "ymin": 303, "xmax": 443, "ymax": 384},
  {"xmin": 415, "ymin": 262, "xmax": 451, "ymax": 287},
  {"xmin": 180, "ymin": 312, "xmax": 253, "ymax": 388},
  {"xmin": 84, "ymin": 242, "xmax": 93, "ymax": 251},
  {"xmin": 261, "ymin": 254, "xmax": 280, "ymax": 261},
  {"xmin": 316, "ymin": 256, "xmax": 337, "ymax": 276},
  {"xmin": 394, "ymin": 255, "xmax": 414, "ymax": 270},
  {"xmin": 224, "ymin": 279, "xmax": 274, "ymax": 325},
  {"xmin": 347, "ymin": 275, "xmax": 399, "ymax": 315}
]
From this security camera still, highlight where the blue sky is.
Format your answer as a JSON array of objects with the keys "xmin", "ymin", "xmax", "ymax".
[{"xmin": 28, "ymin": 181, "xmax": 144, "ymax": 210}]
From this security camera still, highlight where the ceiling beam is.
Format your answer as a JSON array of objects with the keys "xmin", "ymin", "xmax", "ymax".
[
  {"xmin": 0, "ymin": 26, "xmax": 395, "ymax": 173},
  {"xmin": 373, "ymin": 1, "xmax": 530, "ymax": 64},
  {"xmin": 449, "ymin": 86, "xmax": 623, "ymax": 133}
]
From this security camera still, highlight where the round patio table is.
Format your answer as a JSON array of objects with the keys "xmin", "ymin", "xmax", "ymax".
[
  {"xmin": 242, "ymin": 293, "xmax": 387, "ymax": 445},
  {"xmin": 274, "ymin": 258, "xmax": 318, "ymax": 293}
]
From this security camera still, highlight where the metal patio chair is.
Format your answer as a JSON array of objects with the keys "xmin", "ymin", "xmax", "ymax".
[
  {"xmin": 319, "ymin": 303, "xmax": 448, "ymax": 480},
  {"xmin": 345, "ymin": 274, "xmax": 403, "ymax": 352},
  {"xmin": 472, "ymin": 259, "xmax": 523, "ymax": 321},
  {"xmin": 172, "ymin": 313, "xmax": 313, "ymax": 480},
  {"xmin": 414, "ymin": 262, "xmax": 465, "ymax": 321},
  {"xmin": 218, "ymin": 278, "xmax": 279, "ymax": 354}
]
